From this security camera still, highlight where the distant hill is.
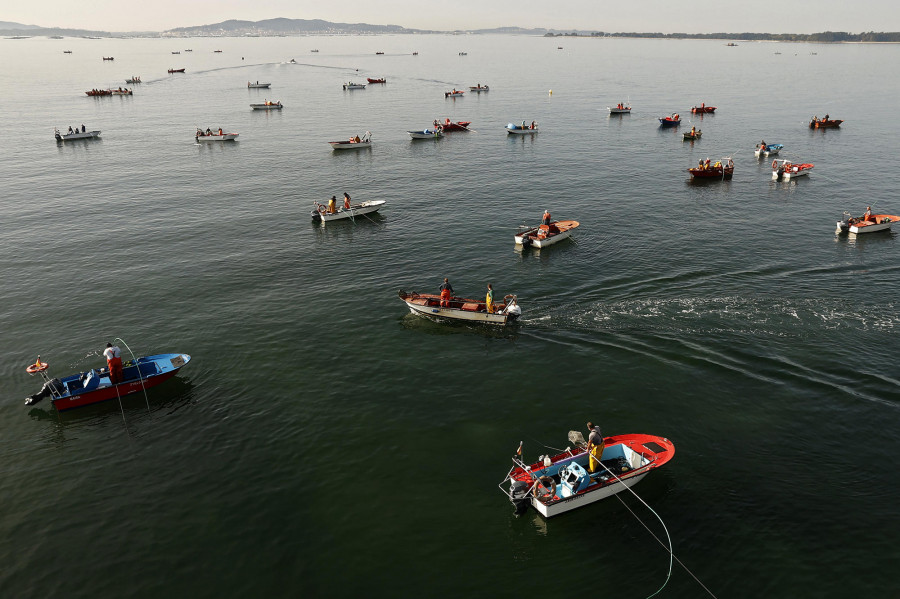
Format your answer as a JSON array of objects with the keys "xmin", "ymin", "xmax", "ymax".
[
  {"xmin": 165, "ymin": 17, "xmax": 429, "ymax": 36},
  {"xmin": 0, "ymin": 21, "xmax": 41, "ymax": 30}
]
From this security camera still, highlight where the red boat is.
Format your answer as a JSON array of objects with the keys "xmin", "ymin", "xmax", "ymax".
[
  {"xmin": 432, "ymin": 118, "xmax": 471, "ymax": 132},
  {"xmin": 168, "ymin": 68, "xmax": 185, "ymax": 73},
  {"xmin": 689, "ymin": 157, "xmax": 734, "ymax": 179},
  {"xmin": 85, "ymin": 89, "xmax": 112, "ymax": 96},
  {"xmin": 691, "ymin": 103, "xmax": 716, "ymax": 113},
  {"xmin": 810, "ymin": 117, "xmax": 842, "ymax": 129},
  {"xmin": 367, "ymin": 77, "xmax": 386, "ymax": 84}
]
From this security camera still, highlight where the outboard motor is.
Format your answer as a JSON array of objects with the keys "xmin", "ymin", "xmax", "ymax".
[
  {"xmin": 510, "ymin": 480, "xmax": 531, "ymax": 515},
  {"xmin": 838, "ymin": 211, "xmax": 851, "ymax": 233}
]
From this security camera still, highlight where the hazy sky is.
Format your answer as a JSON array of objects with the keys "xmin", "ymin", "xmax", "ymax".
[{"xmin": 7, "ymin": 0, "xmax": 900, "ymax": 33}]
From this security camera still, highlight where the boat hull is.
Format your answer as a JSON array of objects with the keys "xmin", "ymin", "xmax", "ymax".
[
  {"xmin": 250, "ymin": 104, "xmax": 282, "ymax": 110},
  {"xmin": 408, "ymin": 130, "xmax": 443, "ymax": 139},
  {"xmin": 311, "ymin": 201, "xmax": 385, "ymax": 222},
  {"xmin": 329, "ymin": 141, "xmax": 371, "ymax": 150},
  {"xmin": 689, "ymin": 166, "xmax": 733, "ymax": 179},
  {"xmin": 690, "ymin": 106, "xmax": 716, "ymax": 113},
  {"xmin": 811, "ymin": 119, "xmax": 843, "ymax": 128},
  {"xmin": 196, "ymin": 134, "xmax": 239, "ymax": 142},
  {"xmin": 755, "ymin": 144, "xmax": 783, "ymax": 157},
  {"xmin": 608, "ymin": 107, "xmax": 631, "ymax": 114},
  {"xmin": 468, "ymin": 86, "xmax": 489, "ymax": 92},
  {"xmin": 248, "ymin": 83, "xmax": 271, "ymax": 88},
  {"xmin": 841, "ymin": 214, "xmax": 899, "ymax": 234},
  {"xmin": 772, "ymin": 163, "xmax": 813, "ymax": 180},
  {"xmin": 658, "ymin": 119, "xmax": 680, "ymax": 127},
  {"xmin": 683, "ymin": 132, "xmax": 702, "ymax": 140},
  {"xmin": 506, "ymin": 127, "xmax": 538, "ymax": 135},
  {"xmin": 57, "ymin": 131, "xmax": 101, "ymax": 141}
]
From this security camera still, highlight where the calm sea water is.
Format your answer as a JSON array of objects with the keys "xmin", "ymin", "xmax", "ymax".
[{"xmin": 1, "ymin": 34, "xmax": 899, "ymax": 598}]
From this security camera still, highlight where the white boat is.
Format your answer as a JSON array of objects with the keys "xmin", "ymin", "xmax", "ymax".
[
  {"xmin": 195, "ymin": 130, "xmax": 239, "ymax": 142},
  {"xmin": 507, "ymin": 122, "xmax": 538, "ymax": 135},
  {"xmin": 125, "ymin": 76, "xmax": 141, "ymax": 84},
  {"xmin": 772, "ymin": 159, "xmax": 813, "ymax": 180},
  {"xmin": 468, "ymin": 85, "xmax": 489, "ymax": 92},
  {"xmin": 444, "ymin": 90, "xmax": 465, "ymax": 97},
  {"xmin": 108, "ymin": 88, "xmax": 132, "ymax": 95},
  {"xmin": 608, "ymin": 103, "xmax": 631, "ymax": 114},
  {"xmin": 329, "ymin": 132, "xmax": 372, "ymax": 150},
  {"xmin": 407, "ymin": 128, "xmax": 443, "ymax": 139},
  {"xmin": 837, "ymin": 211, "xmax": 900, "ymax": 234},
  {"xmin": 311, "ymin": 200, "xmax": 386, "ymax": 222},
  {"xmin": 398, "ymin": 290, "xmax": 521, "ymax": 325},
  {"xmin": 247, "ymin": 82, "xmax": 271, "ymax": 88},
  {"xmin": 500, "ymin": 432, "xmax": 675, "ymax": 518},
  {"xmin": 250, "ymin": 102, "xmax": 282, "ymax": 110},
  {"xmin": 515, "ymin": 220, "xmax": 580, "ymax": 248},
  {"xmin": 755, "ymin": 143, "xmax": 783, "ymax": 157},
  {"xmin": 343, "ymin": 82, "xmax": 366, "ymax": 90},
  {"xmin": 55, "ymin": 128, "xmax": 100, "ymax": 141}
]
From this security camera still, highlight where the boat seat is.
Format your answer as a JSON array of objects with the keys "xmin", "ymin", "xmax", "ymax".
[
  {"xmin": 461, "ymin": 302, "xmax": 481, "ymax": 311},
  {"xmin": 410, "ymin": 298, "xmax": 429, "ymax": 306}
]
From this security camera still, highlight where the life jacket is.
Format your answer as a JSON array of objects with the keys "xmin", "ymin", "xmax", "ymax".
[{"xmin": 538, "ymin": 224, "xmax": 550, "ymax": 239}]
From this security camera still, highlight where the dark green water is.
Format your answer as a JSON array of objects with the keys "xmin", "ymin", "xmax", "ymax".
[{"xmin": 1, "ymin": 35, "xmax": 899, "ymax": 597}]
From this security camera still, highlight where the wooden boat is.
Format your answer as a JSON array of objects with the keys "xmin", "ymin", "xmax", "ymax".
[
  {"xmin": 500, "ymin": 432, "xmax": 675, "ymax": 517},
  {"xmin": 433, "ymin": 119, "xmax": 471, "ymax": 132},
  {"xmin": 248, "ymin": 82, "xmax": 271, "ymax": 88},
  {"xmin": 55, "ymin": 128, "xmax": 100, "ymax": 141},
  {"xmin": 659, "ymin": 113, "xmax": 681, "ymax": 127},
  {"xmin": 85, "ymin": 89, "xmax": 112, "ymax": 96},
  {"xmin": 810, "ymin": 117, "xmax": 843, "ymax": 129},
  {"xmin": 445, "ymin": 89, "xmax": 465, "ymax": 97},
  {"xmin": 102, "ymin": 56, "xmax": 114, "ymax": 61},
  {"xmin": 691, "ymin": 104, "xmax": 716, "ymax": 113},
  {"xmin": 689, "ymin": 158, "xmax": 734, "ymax": 179},
  {"xmin": 63, "ymin": 50, "xmax": 73, "ymax": 54},
  {"xmin": 683, "ymin": 130, "xmax": 702, "ymax": 141},
  {"xmin": 343, "ymin": 82, "xmax": 366, "ymax": 90},
  {"xmin": 375, "ymin": 51, "xmax": 385, "ymax": 55},
  {"xmin": 468, "ymin": 85, "xmax": 489, "ymax": 92},
  {"xmin": 329, "ymin": 132, "xmax": 372, "ymax": 150},
  {"xmin": 108, "ymin": 88, "xmax": 132, "ymax": 95},
  {"xmin": 837, "ymin": 211, "xmax": 900, "ymax": 234},
  {"xmin": 213, "ymin": 50, "xmax": 223, "ymax": 53},
  {"xmin": 196, "ymin": 129, "xmax": 239, "ymax": 142},
  {"xmin": 398, "ymin": 290, "xmax": 521, "ymax": 325},
  {"xmin": 515, "ymin": 220, "xmax": 579, "ymax": 248},
  {"xmin": 507, "ymin": 122, "xmax": 538, "ymax": 135},
  {"xmin": 24, "ymin": 353, "xmax": 191, "ymax": 412},
  {"xmin": 250, "ymin": 101, "xmax": 282, "ymax": 110},
  {"xmin": 172, "ymin": 51, "xmax": 180, "ymax": 54},
  {"xmin": 168, "ymin": 68, "xmax": 185, "ymax": 73},
  {"xmin": 408, "ymin": 128, "xmax": 443, "ymax": 139},
  {"xmin": 754, "ymin": 143, "xmax": 783, "ymax": 157},
  {"xmin": 125, "ymin": 76, "xmax": 141, "ymax": 84},
  {"xmin": 367, "ymin": 77, "xmax": 386, "ymax": 84},
  {"xmin": 311, "ymin": 200, "xmax": 386, "ymax": 222},
  {"xmin": 772, "ymin": 159, "xmax": 813, "ymax": 180},
  {"xmin": 608, "ymin": 103, "xmax": 631, "ymax": 114}
]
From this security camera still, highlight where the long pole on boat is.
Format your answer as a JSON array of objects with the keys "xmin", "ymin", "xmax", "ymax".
[{"xmin": 116, "ymin": 337, "xmax": 151, "ymax": 414}]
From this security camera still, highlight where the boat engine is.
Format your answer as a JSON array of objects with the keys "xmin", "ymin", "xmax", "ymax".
[
  {"xmin": 838, "ymin": 211, "xmax": 851, "ymax": 232},
  {"xmin": 509, "ymin": 480, "xmax": 531, "ymax": 515}
]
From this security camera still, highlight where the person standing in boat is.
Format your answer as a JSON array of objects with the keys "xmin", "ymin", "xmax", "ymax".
[
  {"xmin": 541, "ymin": 210, "xmax": 551, "ymax": 226},
  {"xmin": 439, "ymin": 278, "xmax": 453, "ymax": 307},
  {"xmin": 864, "ymin": 206, "xmax": 874, "ymax": 222},
  {"xmin": 328, "ymin": 196, "xmax": 337, "ymax": 214},
  {"xmin": 485, "ymin": 283, "xmax": 494, "ymax": 314},
  {"xmin": 586, "ymin": 422, "xmax": 605, "ymax": 474},
  {"xmin": 343, "ymin": 193, "xmax": 351, "ymax": 209},
  {"xmin": 104, "ymin": 342, "xmax": 123, "ymax": 384}
]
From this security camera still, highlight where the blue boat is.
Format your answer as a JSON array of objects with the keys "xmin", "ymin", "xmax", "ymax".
[
  {"xmin": 755, "ymin": 143, "xmax": 783, "ymax": 157},
  {"xmin": 658, "ymin": 113, "xmax": 681, "ymax": 127}
]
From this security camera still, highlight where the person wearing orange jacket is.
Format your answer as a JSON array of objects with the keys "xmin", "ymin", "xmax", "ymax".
[{"xmin": 439, "ymin": 278, "xmax": 453, "ymax": 308}]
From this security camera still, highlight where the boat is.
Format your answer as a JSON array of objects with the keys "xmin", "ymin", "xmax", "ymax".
[
  {"xmin": 250, "ymin": 101, "xmax": 283, "ymax": 110},
  {"xmin": 375, "ymin": 51, "xmax": 385, "ymax": 55},
  {"xmin": 23, "ymin": 353, "xmax": 191, "ymax": 412},
  {"xmin": 837, "ymin": 210, "xmax": 900, "ymax": 234},
  {"xmin": 213, "ymin": 50, "xmax": 223, "ymax": 53},
  {"xmin": 248, "ymin": 82, "xmax": 271, "ymax": 88},
  {"xmin": 500, "ymin": 431, "xmax": 675, "ymax": 517},
  {"xmin": 445, "ymin": 89, "xmax": 465, "ymax": 97},
  {"xmin": 608, "ymin": 102, "xmax": 631, "ymax": 114},
  {"xmin": 310, "ymin": 49, "xmax": 319, "ymax": 53},
  {"xmin": 408, "ymin": 128, "xmax": 444, "ymax": 139},
  {"xmin": 772, "ymin": 159, "xmax": 813, "ymax": 180},
  {"xmin": 515, "ymin": 220, "xmax": 580, "ymax": 248},
  {"xmin": 468, "ymin": 85, "xmax": 489, "ymax": 92},
  {"xmin": 185, "ymin": 49, "xmax": 192, "ymax": 52},
  {"xmin": 683, "ymin": 130, "xmax": 702, "ymax": 141},
  {"xmin": 367, "ymin": 77, "xmax": 386, "ymax": 84},
  {"xmin": 432, "ymin": 119, "xmax": 471, "ymax": 132},
  {"xmin": 168, "ymin": 68, "xmax": 185, "ymax": 73},
  {"xmin": 754, "ymin": 143, "xmax": 783, "ymax": 157},
  {"xmin": 343, "ymin": 82, "xmax": 366, "ymax": 90},
  {"xmin": 810, "ymin": 117, "xmax": 843, "ymax": 129},
  {"xmin": 329, "ymin": 131, "xmax": 372, "ymax": 150},
  {"xmin": 458, "ymin": 52, "xmax": 467, "ymax": 56},
  {"xmin": 727, "ymin": 42, "xmax": 738, "ymax": 46},
  {"xmin": 196, "ymin": 129, "xmax": 239, "ymax": 142},
  {"xmin": 55, "ymin": 128, "xmax": 101, "ymax": 141},
  {"xmin": 63, "ymin": 50, "xmax": 73, "ymax": 54},
  {"xmin": 85, "ymin": 89, "xmax": 112, "ymax": 96},
  {"xmin": 102, "ymin": 56, "xmax": 114, "ymax": 61},
  {"xmin": 126, "ymin": 76, "xmax": 141, "ymax": 84},
  {"xmin": 311, "ymin": 200, "xmax": 386, "ymax": 222},
  {"xmin": 507, "ymin": 121, "xmax": 538, "ymax": 135},
  {"xmin": 658, "ymin": 113, "xmax": 681, "ymax": 127},
  {"xmin": 172, "ymin": 51, "xmax": 180, "ymax": 54},
  {"xmin": 108, "ymin": 87, "xmax": 132, "ymax": 95},
  {"xmin": 397, "ymin": 290, "xmax": 521, "ymax": 325},
  {"xmin": 691, "ymin": 104, "xmax": 716, "ymax": 114},
  {"xmin": 689, "ymin": 157, "xmax": 734, "ymax": 179}
]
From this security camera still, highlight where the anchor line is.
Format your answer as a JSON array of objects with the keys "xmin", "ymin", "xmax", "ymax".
[{"xmin": 116, "ymin": 337, "xmax": 151, "ymax": 414}]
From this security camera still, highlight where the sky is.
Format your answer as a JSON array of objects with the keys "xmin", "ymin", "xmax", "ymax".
[{"xmin": 5, "ymin": 0, "xmax": 900, "ymax": 34}]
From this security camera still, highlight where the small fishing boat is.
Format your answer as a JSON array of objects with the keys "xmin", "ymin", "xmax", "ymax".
[
  {"xmin": 24, "ymin": 353, "xmax": 191, "ymax": 412},
  {"xmin": 310, "ymin": 49, "xmax": 319, "ymax": 53},
  {"xmin": 683, "ymin": 130, "xmax": 702, "ymax": 141},
  {"xmin": 507, "ymin": 122, "xmax": 538, "ymax": 135},
  {"xmin": 500, "ymin": 431, "xmax": 676, "ymax": 517},
  {"xmin": 329, "ymin": 132, "xmax": 372, "ymax": 150},
  {"xmin": 213, "ymin": 50, "xmax": 223, "ymax": 53},
  {"xmin": 311, "ymin": 200, "xmax": 386, "ymax": 222},
  {"xmin": 754, "ymin": 143, "xmax": 783, "ymax": 157},
  {"xmin": 398, "ymin": 290, "xmax": 521, "ymax": 325},
  {"xmin": 55, "ymin": 128, "xmax": 100, "ymax": 141},
  {"xmin": 458, "ymin": 52, "xmax": 467, "ymax": 56},
  {"xmin": 102, "ymin": 56, "xmax": 114, "ymax": 61},
  {"xmin": 408, "ymin": 128, "xmax": 443, "ymax": 139},
  {"xmin": 432, "ymin": 119, "xmax": 471, "ymax": 132},
  {"xmin": 837, "ymin": 210, "xmax": 900, "ymax": 234},
  {"xmin": 727, "ymin": 42, "xmax": 738, "ymax": 46},
  {"xmin": 108, "ymin": 88, "xmax": 132, "ymax": 95},
  {"xmin": 85, "ymin": 89, "xmax": 112, "ymax": 96},
  {"xmin": 810, "ymin": 117, "xmax": 843, "ymax": 129},
  {"xmin": 343, "ymin": 82, "xmax": 366, "ymax": 90},
  {"xmin": 63, "ymin": 50, "xmax": 73, "ymax": 54},
  {"xmin": 196, "ymin": 129, "xmax": 239, "ymax": 142},
  {"xmin": 168, "ymin": 68, "xmax": 185, "ymax": 73},
  {"xmin": 375, "ymin": 51, "xmax": 385, "ymax": 55},
  {"xmin": 689, "ymin": 158, "xmax": 734, "ymax": 179},
  {"xmin": 248, "ymin": 82, "xmax": 271, "ymax": 88},
  {"xmin": 468, "ymin": 85, "xmax": 489, "ymax": 92},
  {"xmin": 367, "ymin": 77, "xmax": 386, "ymax": 84},
  {"xmin": 445, "ymin": 89, "xmax": 465, "ymax": 97},
  {"xmin": 185, "ymin": 49, "xmax": 192, "ymax": 52},
  {"xmin": 250, "ymin": 101, "xmax": 283, "ymax": 110},
  {"xmin": 608, "ymin": 102, "xmax": 631, "ymax": 114},
  {"xmin": 659, "ymin": 113, "xmax": 681, "ymax": 127},
  {"xmin": 691, "ymin": 104, "xmax": 716, "ymax": 113},
  {"xmin": 172, "ymin": 51, "xmax": 180, "ymax": 54},
  {"xmin": 126, "ymin": 76, "xmax": 141, "ymax": 84},
  {"xmin": 772, "ymin": 159, "xmax": 813, "ymax": 180},
  {"xmin": 515, "ymin": 220, "xmax": 580, "ymax": 248}
]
